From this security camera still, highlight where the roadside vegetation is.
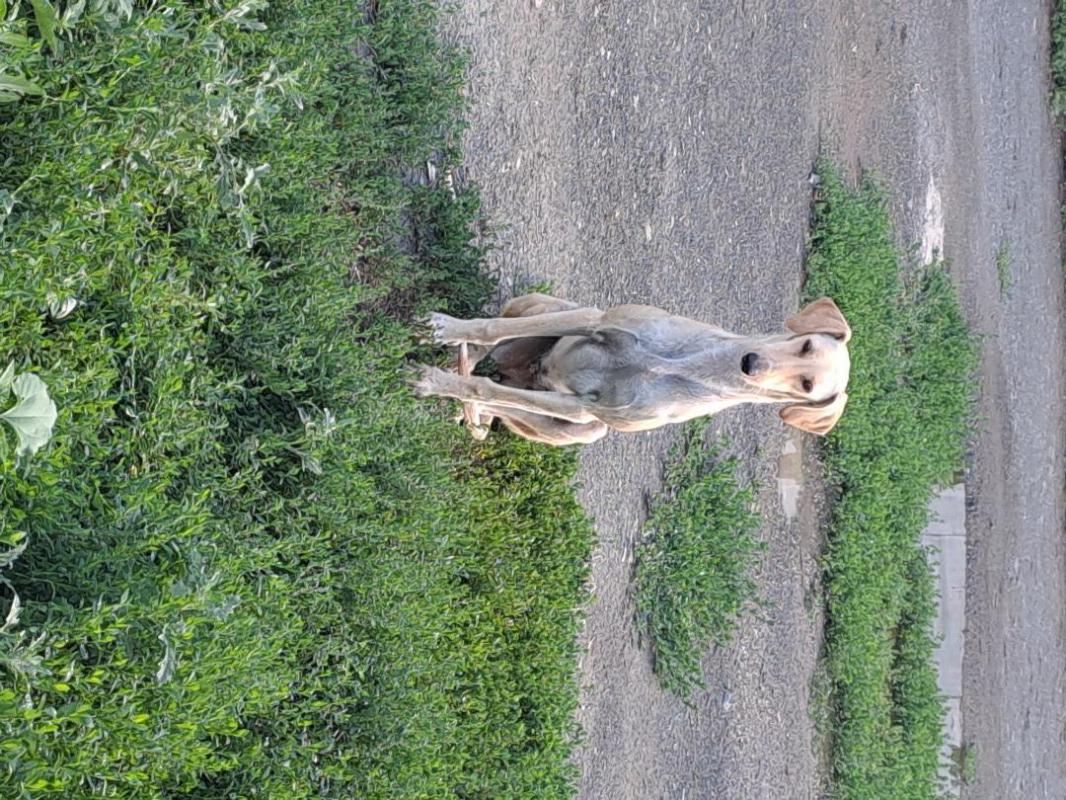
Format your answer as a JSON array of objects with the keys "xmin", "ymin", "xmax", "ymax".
[
  {"xmin": 1051, "ymin": 1, "xmax": 1066, "ymax": 279},
  {"xmin": 0, "ymin": 1, "xmax": 593, "ymax": 797},
  {"xmin": 805, "ymin": 161, "xmax": 977, "ymax": 799},
  {"xmin": 1051, "ymin": 0, "xmax": 1066, "ymax": 114},
  {"xmin": 634, "ymin": 423, "xmax": 763, "ymax": 700},
  {"xmin": 995, "ymin": 241, "xmax": 1013, "ymax": 296}
]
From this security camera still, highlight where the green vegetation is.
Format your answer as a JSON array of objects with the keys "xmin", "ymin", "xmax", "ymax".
[
  {"xmin": 0, "ymin": 363, "xmax": 57, "ymax": 461},
  {"xmin": 1052, "ymin": 0, "xmax": 1066, "ymax": 114},
  {"xmin": 995, "ymin": 241, "xmax": 1013, "ymax": 296},
  {"xmin": 0, "ymin": 1, "xmax": 593, "ymax": 797},
  {"xmin": 634, "ymin": 422, "xmax": 763, "ymax": 700},
  {"xmin": 805, "ymin": 161, "xmax": 977, "ymax": 799},
  {"xmin": 1055, "ymin": 4, "xmax": 1066, "ymax": 272},
  {"xmin": 951, "ymin": 742, "xmax": 978, "ymax": 786}
]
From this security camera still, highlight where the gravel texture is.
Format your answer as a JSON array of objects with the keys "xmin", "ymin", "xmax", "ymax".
[{"xmin": 444, "ymin": 2, "xmax": 1065, "ymax": 797}]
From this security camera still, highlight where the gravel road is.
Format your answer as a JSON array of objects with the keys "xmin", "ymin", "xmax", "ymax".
[{"xmin": 445, "ymin": 2, "xmax": 1065, "ymax": 798}]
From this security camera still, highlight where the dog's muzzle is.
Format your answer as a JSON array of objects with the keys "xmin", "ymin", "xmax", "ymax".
[{"xmin": 740, "ymin": 352, "xmax": 762, "ymax": 375}]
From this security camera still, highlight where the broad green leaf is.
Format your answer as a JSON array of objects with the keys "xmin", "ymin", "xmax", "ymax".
[
  {"xmin": 29, "ymin": 0, "xmax": 58, "ymax": 51},
  {"xmin": 0, "ymin": 73, "xmax": 44, "ymax": 97},
  {"xmin": 0, "ymin": 1, "xmax": 6, "ymax": 20},
  {"xmin": 0, "ymin": 32, "xmax": 33, "ymax": 48},
  {"xmin": 61, "ymin": 0, "xmax": 85, "ymax": 28},
  {"xmin": 155, "ymin": 626, "xmax": 176, "ymax": 684},
  {"xmin": 111, "ymin": 0, "xmax": 133, "ymax": 21},
  {"xmin": 0, "ymin": 537, "xmax": 27, "ymax": 570},
  {"xmin": 2, "ymin": 583, "xmax": 20, "ymax": 632},
  {"xmin": 0, "ymin": 91, "xmax": 18, "ymax": 103},
  {"xmin": 46, "ymin": 296, "xmax": 77, "ymax": 319},
  {"xmin": 0, "ymin": 192, "xmax": 12, "ymax": 232},
  {"xmin": 3, "ymin": 645, "xmax": 48, "ymax": 678},
  {"xmin": 0, "ymin": 372, "xmax": 57, "ymax": 458}
]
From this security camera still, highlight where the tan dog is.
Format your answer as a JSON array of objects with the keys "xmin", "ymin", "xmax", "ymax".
[{"xmin": 411, "ymin": 294, "xmax": 851, "ymax": 446}]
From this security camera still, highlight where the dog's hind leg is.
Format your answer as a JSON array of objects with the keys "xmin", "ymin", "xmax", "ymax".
[
  {"xmin": 500, "ymin": 292, "xmax": 579, "ymax": 318},
  {"xmin": 432, "ymin": 296, "xmax": 588, "ymax": 445},
  {"xmin": 463, "ymin": 293, "xmax": 580, "ymax": 369},
  {"xmin": 457, "ymin": 294, "xmax": 581, "ymax": 440},
  {"xmin": 412, "ymin": 367, "xmax": 599, "ymax": 424},
  {"xmin": 483, "ymin": 406, "xmax": 607, "ymax": 446}
]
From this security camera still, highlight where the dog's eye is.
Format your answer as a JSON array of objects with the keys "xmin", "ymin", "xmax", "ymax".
[
  {"xmin": 802, "ymin": 378, "xmax": 813, "ymax": 393},
  {"xmin": 800, "ymin": 339, "xmax": 813, "ymax": 356}
]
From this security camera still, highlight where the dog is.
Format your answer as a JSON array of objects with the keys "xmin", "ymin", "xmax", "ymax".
[{"xmin": 410, "ymin": 294, "xmax": 851, "ymax": 446}]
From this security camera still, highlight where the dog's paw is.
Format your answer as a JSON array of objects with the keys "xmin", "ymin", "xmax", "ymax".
[
  {"xmin": 417, "ymin": 312, "xmax": 471, "ymax": 346},
  {"xmin": 467, "ymin": 423, "xmax": 491, "ymax": 441},
  {"xmin": 407, "ymin": 365, "xmax": 458, "ymax": 398}
]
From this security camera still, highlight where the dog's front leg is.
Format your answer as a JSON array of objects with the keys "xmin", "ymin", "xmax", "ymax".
[
  {"xmin": 421, "ymin": 308, "xmax": 604, "ymax": 347},
  {"xmin": 411, "ymin": 366, "xmax": 600, "ymax": 424}
]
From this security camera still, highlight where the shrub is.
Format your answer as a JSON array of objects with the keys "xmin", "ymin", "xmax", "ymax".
[
  {"xmin": 805, "ymin": 160, "xmax": 977, "ymax": 799},
  {"xmin": 634, "ymin": 424, "xmax": 763, "ymax": 700},
  {"xmin": 0, "ymin": 1, "xmax": 592, "ymax": 797}
]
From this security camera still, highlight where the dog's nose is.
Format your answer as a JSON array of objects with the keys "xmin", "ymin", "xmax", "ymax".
[{"xmin": 741, "ymin": 352, "xmax": 759, "ymax": 375}]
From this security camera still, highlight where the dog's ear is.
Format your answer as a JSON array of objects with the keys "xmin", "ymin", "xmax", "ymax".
[
  {"xmin": 779, "ymin": 392, "xmax": 849, "ymax": 436},
  {"xmin": 786, "ymin": 297, "xmax": 852, "ymax": 343}
]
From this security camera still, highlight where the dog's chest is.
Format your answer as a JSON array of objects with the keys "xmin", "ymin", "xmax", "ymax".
[{"xmin": 539, "ymin": 330, "xmax": 710, "ymax": 411}]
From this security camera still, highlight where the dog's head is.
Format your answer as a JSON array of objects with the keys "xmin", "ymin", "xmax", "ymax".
[{"xmin": 739, "ymin": 298, "xmax": 852, "ymax": 436}]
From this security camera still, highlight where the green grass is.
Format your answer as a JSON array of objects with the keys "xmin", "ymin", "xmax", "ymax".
[
  {"xmin": 634, "ymin": 422, "xmax": 763, "ymax": 700},
  {"xmin": 804, "ymin": 160, "xmax": 977, "ymax": 799},
  {"xmin": 0, "ymin": 2, "xmax": 593, "ymax": 797},
  {"xmin": 995, "ymin": 241, "xmax": 1012, "ymax": 296},
  {"xmin": 951, "ymin": 742, "xmax": 978, "ymax": 786},
  {"xmin": 1052, "ymin": 0, "xmax": 1066, "ymax": 115}
]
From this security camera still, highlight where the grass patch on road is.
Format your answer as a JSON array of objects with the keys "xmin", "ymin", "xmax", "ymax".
[
  {"xmin": 0, "ymin": 2, "xmax": 592, "ymax": 797},
  {"xmin": 995, "ymin": 241, "xmax": 1013, "ymax": 296},
  {"xmin": 1052, "ymin": 0, "xmax": 1066, "ymax": 114},
  {"xmin": 805, "ymin": 161, "xmax": 977, "ymax": 799},
  {"xmin": 634, "ymin": 422, "xmax": 763, "ymax": 700}
]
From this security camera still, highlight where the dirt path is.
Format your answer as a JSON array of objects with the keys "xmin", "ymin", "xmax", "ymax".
[{"xmin": 445, "ymin": 2, "xmax": 1065, "ymax": 798}]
